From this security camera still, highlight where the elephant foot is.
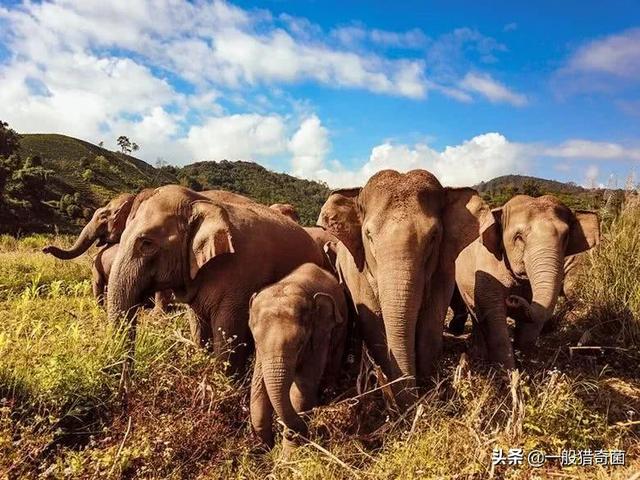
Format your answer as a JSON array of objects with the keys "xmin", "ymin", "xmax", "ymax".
[{"xmin": 447, "ymin": 314, "xmax": 468, "ymax": 336}]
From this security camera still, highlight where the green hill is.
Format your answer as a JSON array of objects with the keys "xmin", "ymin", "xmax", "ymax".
[
  {"xmin": 19, "ymin": 134, "xmax": 178, "ymax": 206},
  {"xmin": 176, "ymin": 161, "xmax": 330, "ymax": 225},
  {"xmin": 475, "ymin": 174, "xmax": 609, "ymax": 210},
  {"xmin": 1, "ymin": 133, "xmax": 330, "ymax": 234}
]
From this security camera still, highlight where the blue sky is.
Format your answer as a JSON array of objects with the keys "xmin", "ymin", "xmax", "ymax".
[{"xmin": 1, "ymin": 0, "xmax": 639, "ymax": 188}]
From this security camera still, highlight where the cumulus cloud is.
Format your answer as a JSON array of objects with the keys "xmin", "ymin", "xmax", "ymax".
[
  {"xmin": 184, "ymin": 114, "xmax": 287, "ymax": 161},
  {"xmin": 459, "ymin": 72, "xmax": 528, "ymax": 106},
  {"xmin": 301, "ymin": 132, "xmax": 528, "ymax": 188},
  {"xmin": 289, "ymin": 115, "xmax": 330, "ymax": 177}
]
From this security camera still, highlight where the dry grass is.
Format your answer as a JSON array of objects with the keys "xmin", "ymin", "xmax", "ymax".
[{"xmin": 1, "ymin": 201, "xmax": 640, "ymax": 480}]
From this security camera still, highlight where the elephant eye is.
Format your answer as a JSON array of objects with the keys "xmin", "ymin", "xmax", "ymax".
[{"xmin": 135, "ymin": 236, "xmax": 158, "ymax": 256}]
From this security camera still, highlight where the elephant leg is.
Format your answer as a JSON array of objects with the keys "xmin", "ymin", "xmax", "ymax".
[
  {"xmin": 355, "ymin": 304, "xmax": 393, "ymax": 380},
  {"xmin": 478, "ymin": 297, "xmax": 514, "ymax": 369},
  {"xmin": 92, "ymin": 267, "xmax": 106, "ymax": 307},
  {"xmin": 250, "ymin": 354, "xmax": 274, "ymax": 449},
  {"xmin": 188, "ymin": 308, "xmax": 213, "ymax": 349},
  {"xmin": 447, "ymin": 285, "xmax": 468, "ymax": 336},
  {"xmin": 209, "ymin": 297, "xmax": 253, "ymax": 378},
  {"xmin": 416, "ymin": 273, "xmax": 452, "ymax": 386}
]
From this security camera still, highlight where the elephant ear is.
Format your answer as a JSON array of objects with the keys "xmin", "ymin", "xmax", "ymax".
[
  {"xmin": 111, "ymin": 195, "xmax": 134, "ymax": 235},
  {"xmin": 311, "ymin": 292, "xmax": 344, "ymax": 352},
  {"xmin": 479, "ymin": 208, "xmax": 503, "ymax": 260},
  {"xmin": 188, "ymin": 201, "xmax": 235, "ymax": 280},
  {"xmin": 566, "ymin": 211, "xmax": 600, "ymax": 256},
  {"xmin": 318, "ymin": 188, "xmax": 365, "ymax": 271},
  {"xmin": 127, "ymin": 188, "xmax": 158, "ymax": 225},
  {"xmin": 441, "ymin": 188, "xmax": 490, "ymax": 265}
]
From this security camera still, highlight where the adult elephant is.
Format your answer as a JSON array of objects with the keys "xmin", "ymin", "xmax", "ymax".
[
  {"xmin": 107, "ymin": 185, "xmax": 325, "ymax": 376},
  {"xmin": 43, "ymin": 193, "xmax": 135, "ymax": 260},
  {"xmin": 43, "ymin": 189, "xmax": 254, "ymax": 308},
  {"xmin": 269, "ymin": 202, "xmax": 339, "ymax": 274},
  {"xmin": 455, "ymin": 195, "xmax": 600, "ymax": 368},
  {"xmin": 318, "ymin": 169, "xmax": 487, "ymax": 402}
]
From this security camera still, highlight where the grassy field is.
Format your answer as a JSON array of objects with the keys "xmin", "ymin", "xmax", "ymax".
[{"xmin": 1, "ymin": 202, "xmax": 640, "ymax": 479}]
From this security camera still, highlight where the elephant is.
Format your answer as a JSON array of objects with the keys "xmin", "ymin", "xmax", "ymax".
[
  {"xmin": 268, "ymin": 202, "xmax": 339, "ymax": 275},
  {"xmin": 43, "ymin": 189, "xmax": 254, "ymax": 309},
  {"xmin": 318, "ymin": 169, "xmax": 488, "ymax": 403},
  {"xmin": 454, "ymin": 194, "xmax": 600, "ymax": 368},
  {"xmin": 106, "ymin": 185, "xmax": 325, "ymax": 377},
  {"xmin": 269, "ymin": 203, "xmax": 300, "ymax": 223},
  {"xmin": 249, "ymin": 263, "xmax": 347, "ymax": 452},
  {"xmin": 43, "ymin": 192, "xmax": 136, "ymax": 260}
]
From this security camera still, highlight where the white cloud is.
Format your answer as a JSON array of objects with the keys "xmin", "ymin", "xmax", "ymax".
[
  {"xmin": 330, "ymin": 24, "xmax": 427, "ymax": 49},
  {"xmin": 567, "ymin": 28, "xmax": 640, "ymax": 78},
  {"xmin": 184, "ymin": 114, "xmax": 287, "ymax": 161},
  {"xmin": 303, "ymin": 132, "xmax": 528, "ymax": 188},
  {"xmin": 459, "ymin": 72, "xmax": 528, "ymax": 106},
  {"xmin": 584, "ymin": 165, "xmax": 600, "ymax": 188},
  {"xmin": 289, "ymin": 115, "xmax": 330, "ymax": 176},
  {"xmin": 544, "ymin": 140, "xmax": 640, "ymax": 161}
]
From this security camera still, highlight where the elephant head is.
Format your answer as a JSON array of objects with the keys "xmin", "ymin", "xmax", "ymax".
[
  {"xmin": 107, "ymin": 185, "xmax": 236, "ymax": 327},
  {"xmin": 479, "ymin": 195, "xmax": 600, "ymax": 351},
  {"xmin": 319, "ymin": 169, "xmax": 486, "ymax": 392},
  {"xmin": 249, "ymin": 286, "xmax": 344, "ymax": 446},
  {"xmin": 270, "ymin": 203, "xmax": 300, "ymax": 223},
  {"xmin": 43, "ymin": 193, "xmax": 135, "ymax": 259}
]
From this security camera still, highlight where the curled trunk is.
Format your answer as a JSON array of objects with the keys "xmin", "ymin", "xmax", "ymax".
[
  {"xmin": 44, "ymin": 221, "xmax": 100, "ymax": 259},
  {"xmin": 515, "ymin": 245, "xmax": 564, "ymax": 351}
]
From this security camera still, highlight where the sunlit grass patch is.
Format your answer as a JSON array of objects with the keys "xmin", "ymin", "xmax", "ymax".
[{"xmin": 576, "ymin": 195, "xmax": 640, "ymax": 346}]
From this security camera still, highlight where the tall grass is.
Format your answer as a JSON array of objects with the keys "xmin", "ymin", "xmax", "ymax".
[
  {"xmin": 0, "ymin": 223, "xmax": 639, "ymax": 478},
  {"xmin": 577, "ymin": 194, "xmax": 640, "ymax": 345}
]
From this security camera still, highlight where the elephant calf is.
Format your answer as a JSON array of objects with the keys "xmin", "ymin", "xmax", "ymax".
[
  {"xmin": 249, "ymin": 263, "xmax": 347, "ymax": 452},
  {"xmin": 455, "ymin": 194, "xmax": 600, "ymax": 368}
]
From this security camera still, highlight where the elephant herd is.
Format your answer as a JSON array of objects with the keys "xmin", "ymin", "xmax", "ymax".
[{"xmin": 42, "ymin": 169, "xmax": 600, "ymax": 453}]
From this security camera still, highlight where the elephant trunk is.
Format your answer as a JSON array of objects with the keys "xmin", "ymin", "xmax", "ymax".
[
  {"xmin": 106, "ymin": 249, "xmax": 149, "ymax": 404},
  {"xmin": 377, "ymin": 253, "xmax": 424, "ymax": 403},
  {"xmin": 44, "ymin": 221, "xmax": 100, "ymax": 259},
  {"xmin": 262, "ymin": 354, "xmax": 307, "ymax": 438},
  {"xmin": 515, "ymin": 243, "xmax": 564, "ymax": 351}
]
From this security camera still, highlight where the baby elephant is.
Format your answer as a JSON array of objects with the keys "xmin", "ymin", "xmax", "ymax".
[{"xmin": 249, "ymin": 263, "xmax": 347, "ymax": 452}]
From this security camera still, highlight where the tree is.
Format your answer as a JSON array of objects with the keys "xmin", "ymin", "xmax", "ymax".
[
  {"xmin": 117, "ymin": 136, "xmax": 133, "ymax": 154},
  {"xmin": 0, "ymin": 120, "xmax": 21, "ymax": 158},
  {"xmin": 98, "ymin": 141, "xmax": 104, "ymax": 148},
  {"xmin": 132, "ymin": 142, "xmax": 139, "ymax": 152},
  {"xmin": 82, "ymin": 169, "xmax": 95, "ymax": 181},
  {"xmin": 523, "ymin": 180, "xmax": 542, "ymax": 197}
]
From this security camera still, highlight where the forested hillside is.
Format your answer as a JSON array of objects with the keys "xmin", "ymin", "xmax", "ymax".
[{"xmin": 0, "ymin": 131, "xmax": 330, "ymax": 233}]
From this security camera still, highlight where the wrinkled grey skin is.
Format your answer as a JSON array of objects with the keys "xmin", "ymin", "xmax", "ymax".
[
  {"xmin": 319, "ymin": 169, "xmax": 487, "ymax": 405},
  {"xmin": 455, "ymin": 195, "xmax": 600, "ymax": 368},
  {"xmin": 249, "ymin": 263, "xmax": 347, "ymax": 454}
]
